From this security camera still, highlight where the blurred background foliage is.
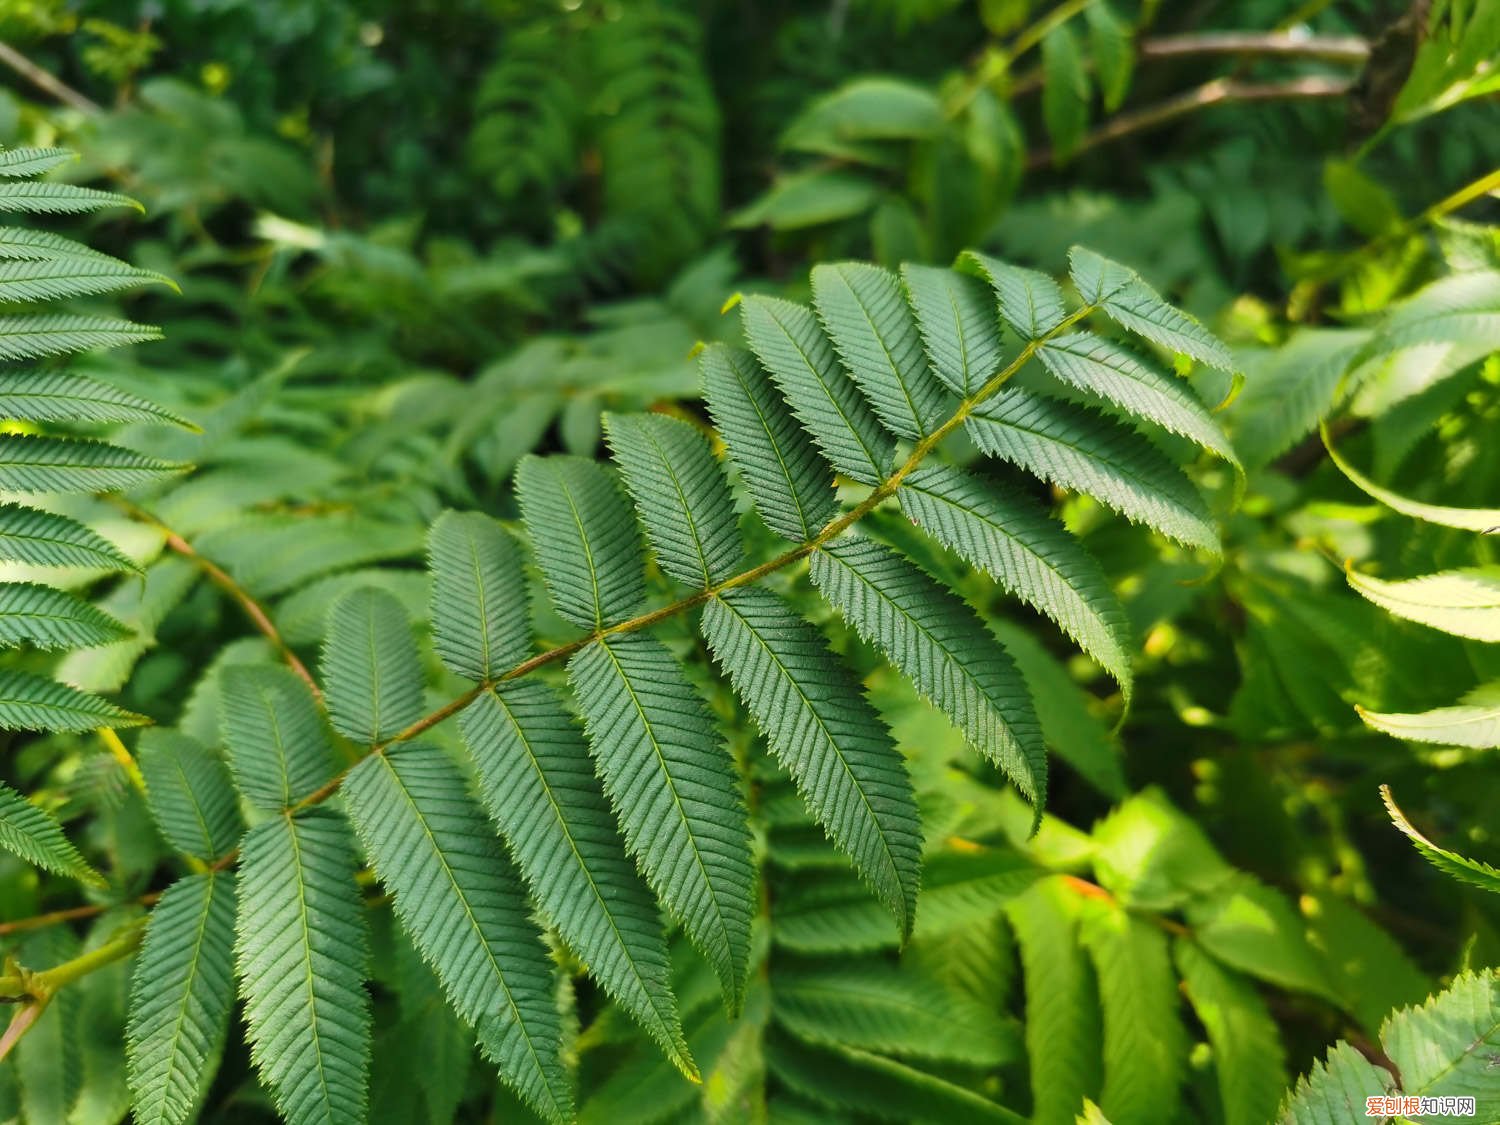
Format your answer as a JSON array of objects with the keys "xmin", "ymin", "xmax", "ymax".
[{"xmin": 0, "ymin": 0, "xmax": 1496, "ymax": 1122}]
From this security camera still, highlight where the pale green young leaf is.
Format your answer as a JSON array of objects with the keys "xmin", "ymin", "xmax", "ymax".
[
  {"xmin": 898, "ymin": 463, "xmax": 1134, "ymax": 700},
  {"xmin": 958, "ymin": 250, "xmax": 1068, "ymax": 339},
  {"xmin": 126, "ymin": 873, "xmax": 237, "ymax": 1125},
  {"xmin": 1347, "ymin": 566, "xmax": 1500, "ymax": 642},
  {"xmin": 701, "ymin": 587, "xmax": 922, "ymax": 936},
  {"xmin": 0, "ymin": 372, "xmax": 195, "ymax": 429},
  {"xmin": 0, "ymin": 315, "xmax": 160, "ymax": 361},
  {"xmin": 0, "ymin": 147, "xmax": 76, "ymax": 177},
  {"xmin": 0, "ymin": 668, "xmax": 146, "ymax": 731},
  {"xmin": 900, "ymin": 263, "xmax": 1004, "ymax": 397},
  {"xmin": 811, "ymin": 261, "xmax": 952, "ymax": 438},
  {"xmin": 1382, "ymin": 786, "xmax": 1500, "ymax": 895},
  {"xmin": 0, "ymin": 503, "xmax": 136, "ymax": 571},
  {"xmin": 1185, "ymin": 874, "xmax": 1340, "ymax": 1005},
  {"xmin": 219, "ymin": 664, "xmax": 335, "ymax": 810},
  {"xmin": 427, "ymin": 510, "xmax": 530, "ymax": 681},
  {"xmin": 0, "ymin": 181, "xmax": 140, "ymax": 214},
  {"xmin": 605, "ymin": 412, "xmax": 741, "ymax": 588},
  {"xmin": 740, "ymin": 294, "xmax": 893, "ymax": 485},
  {"xmin": 323, "ymin": 586, "xmax": 425, "ymax": 744},
  {"xmin": 1174, "ymin": 940, "xmax": 1288, "ymax": 1125},
  {"xmin": 968, "ymin": 389, "xmax": 1218, "ymax": 553},
  {"xmin": 0, "ymin": 435, "xmax": 185, "ymax": 493},
  {"xmin": 810, "ymin": 534, "xmax": 1045, "ymax": 810},
  {"xmin": 1089, "ymin": 789, "xmax": 1232, "ymax": 912},
  {"xmin": 1077, "ymin": 1101, "xmax": 1113, "ymax": 1125},
  {"xmin": 701, "ymin": 343, "xmax": 836, "ymax": 541},
  {"xmin": 0, "ymin": 258, "xmax": 171, "ymax": 304},
  {"xmin": 570, "ymin": 635, "xmax": 755, "ymax": 1008},
  {"xmin": 516, "ymin": 454, "xmax": 646, "ymax": 630},
  {"xmin": 343, "ymin": 746, "xmax": 572, "ymax": 1123},
  {"xmin": 0, "ymin": 581, "xmax": 129, "ymax": 649},
  {"xmin": 1042, "ymin": 24, "xmax": 1090, "ymax": 164},
  {"xmin": 235, "ymin": 811, "xmax": 371, "ymax": 1125},
  {"xmin": 0, "ymin": 778, "xmax": 104, "ymax": 885},
  {"xmin": 1036, "ymin": 333, "xmax": 1236, "ymax": 463},
  {"xmin": 460, "ymin": 683, "xmax": 694, "ymax": 1078},
  {"xmin": 1070, "ymin": 248, "xmax": 1234, "ymax": 371},
  {"xmin": 137, "ymin": 729, "xmax": 243, "ymax": 863},
  {"xmin": 1079, "ymin": 903, "xmax": 1186, "ymax": 1125}
]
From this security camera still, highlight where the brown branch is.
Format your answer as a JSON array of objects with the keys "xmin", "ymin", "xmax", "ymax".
[
  {"xmin": 1139, "ymin": 32, "xmax": 1369, "ymax": 64},
  {"xmin": 0, "ymin": 40, "xmax": 100, "ymax": 114},
  {"xmin": 1026, "ymin": 74, "xmax": 1354, "ymax": 169}
]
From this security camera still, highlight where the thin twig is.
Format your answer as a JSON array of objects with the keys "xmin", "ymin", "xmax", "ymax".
[
  {"xmin": 0, "ymin": 40, "xmax": 100, "ymax": 113},
  {"xmin": 1139, "ymin": 32, "xmax": 1369, "ymax": 64}
]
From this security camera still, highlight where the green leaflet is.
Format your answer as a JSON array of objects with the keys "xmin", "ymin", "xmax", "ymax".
[
  {"xmin": 1042, "ymin": 24, "xmax": 1089, "ymax": 164},
  {"xmin": 1347, "ymin": 566, "xmax": 1500, "ymax": 642},
  {"xmin": 460, "ymin": 683, "xmax": 694, "ymax": 1077},
  {"xmin": 516, "ymin": 454, "xmax": 647, "ymax": 630},
  {"xmin": 1085, "ymin": 2, "xmax": 1133, "ymax": 111},
  {"xmin": 968, "ymin": 389, "xmax": 1218, "ymax": 553},
  {"xmin": 0, "ymin": 581, "xmax": 130, "ymax": 650},
  {"xmin": 219, "ymin": 664, "xmax": 336, "ymax": 810},
  {"xmin": 0, "ymin": 434, "xmax": 185, "ymax": 493},
  {"xmin": 1324, "ymin": 425, "xmax": 1500, "ymax": 531},
  {"xmin": 235, "ymin": 811, "xmax": 371, "ymax": 1125},
  {"xmin": 323, "ymin": 586, "xmax": 426, "ymax": 745},
  {"xmin": 1005, "ymin": 878, "xmax": 1101, "ymax": 1125},
  {"xmin": 701, "ymin": 587, "xmax": 922, "ymax": 936},
  {"xmin": 1278, "ymin": 1041, "xmax": 1394, "ymax": 1125},
  {"xmin": 137, "ymin": 729, "xmax": 243, "ymax": 863},
  {"xmin": 569, "ymin": 635, "xmax": 755, "ymax": 1008},
  {"xmin": 0, "ymin": 258, "xmax": 172, "ymax": 305},
  {"xmin": 0, "ymin": 667, "xmax": 146, "ymax": 731},
  {"xmin": 700, "ymin": 343, "xmax": 836, "ymax": 542},
  {"xmin": 1185, "ymin": 874, "xmax": 1341, "ymax": 1006},
  {"xmin": 427, "ymin": 510, "xmax": 530, "ymax": 681},
  {"xmin": 342, "ymin": 746, "xmax": 572, "ymax": 1123},
  {"xmin": 0, "ymin": 777, "xmax": 103, "ymax": 884},
  {"xmin": 126, "ymin": 873, "xmax": 237, "ymax": 1125},
  {"xmin": 0, "ymin": 226, "xmax": 121, "ymax": 262},
  {"xmin": 1359, "ymin": 688, "xmax": 1500, "ymax": 748},
  {"xmin": 605, "ymin": 412, "xmax": 741, "ymax": 588},
  {"xmin": 958, "ymin": 249, "xmax": 1068, "ymax": 339},
  {"xmin": 0, "ymin": 181, "xmax": 140, "ymax": 214},
  {"xmin": 0, "ymin": 147, "xmax": 76, "ymax": 177},
  {"xmin": 1077, "ymin": 1102, "xmax": 1113, "ymax": 1125},
  {"xmin": 1173, "ymin": 940, "xmax": 1288, "ymax": 1125},
  {"xmin": 0, "ymin": 315, "xmax": 160, "ymax": 361},
  {"xmin": 1301, "ymin": 891, "xmax": 1432, "ymax": 1031},
  {"xmin": 1078, "ymin": 902, "xmax": 1186, "ymax": 1125},
  {"xmin": 1035, "ymin": 333, "xmax": 1237, "ymax": 464},
  {"xmin": 1069, "ymin": 248, "xmax": 1235, "ymax": 372},
  {"xmin": 810, "ymin": 535, "xmax": 1045, "ymax": 810},
  {"xmin": 900, "ymin": 263, "xmax": 1004, "ymax": 397},
  {"xmin": 811, "ymin": 261, "xmax": 952, "ymax": 438},
  {"xmin": 0, "ymin": 503, "xmax": 137, "ymax": 571},
  {"xmin": 194, "ymin": 515, "xmax": 425, "ymax": 600},
  {"xmin": 1382, "ymin": 786, "xmax": 1500, "ymax": 895},
  {"xmin": 772, "ymin": 962, "xmax": 1017, "ymax": 1068},
  {"xmin": 897, "ymin": 463, "xmax": 1134, "ymax": 701},
  {"xmin": 0, "ymin": 372, "xmax": 194, "ymax": 428},
  {"xmin": 740, "ymin": 294, "xmax": 893, "ymax": 485}
]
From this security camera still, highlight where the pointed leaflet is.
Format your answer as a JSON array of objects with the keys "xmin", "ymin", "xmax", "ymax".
[
  {"xmin": 0, "ymin": 258, "xmax": 172, "ymax": 305},
  {"xmin": 0, "ymin": 372, "xmax": 194, "ymax": 428},
  {"xmin": 810, "ymin": 535, "xmax": 1045, "ymax": 809},
  {"xmin": 1347, "ymin": 566, "xmax": 1500, "ymax": 642},
  {"xmin": 900, "ymin": 264, "xmax": 1005, "ymax": 396},
  {"xmin": 1069, "ymin": 247, "xmax": 1234, "ymax": 372},
  {"xmin": 0, "ymin": 435, "xmax": 184, "ymax": 492},
  {"xmin": 516, "ymin": 454, "xmax": 646, "ymax": 630},
  {"xmin": 605, "ymin": 412, "xmax": 741, "ymax": 588},
  {"xmin": 740, "ymin": 294, "xmax": 893, "ymax": 484},
  {"xmin": 967, "ymin": 389, "xmax": 1218, "ymax": 553},
  {"xmin": 1381, "ymin": 970, "xmax": 1500, "ymax": 1105},
  {"xmin": 0, "ymin": 778, "xmax": 103, "ymax": 884},
  {"xmin": 898, "ymin": 464, "xmax": 1133, "ymax": 700},
  {"xmin": 0, "ymin": 147, "xmax": 76, "ymax": 178},
  {"xmin": 701, "ymin": 344, "xmax": 836, "ymax": 542},
  {"xmin": 1086, "ymin": 2, "xmax": 1133, "ymax": 111},
  {"xmin": 0, "ymin": 181, "xmax": 140, "ymax": 214},
  {"xmin": 701, "ymin": 587, "xmax": 922, "ymax": 935},
  {"xmin": 0, "ymin": 582, "xmax": 129, "ymax": 649},
  {"xmin": 219, "ymin": 664, "xmax": 335, "ymax": 810},
  {"xmin": 127, "ymin": 873, "xmax": 237, "ymax": 1125},
  {"xmin": 1042, "ymin": 24, "xmax": 1089, "ymax": 163},
  {"xmin": 323, "ymin": 586, "xmax": 425, "ymax": 744},
  {"xmin": 1173, "ymin": 940, "xmax": 1288, "ymax": 1125},
  {"xmin": 0, "ymin": 316, "xmax": 160, "ymax": 361},
  {"xmin": 0, "ymin": 504, "xmax": 136, "ymax": 571},
  {"xmin": 1324, "ymin": 428, "xmax": 1500, "ymax": 531},
  {"xmin": 958, "ymin": 250, "xmax": 1068, "ymax": 339},
  {"xmin": 1036, "ymin": 333, "xmax": 1236, "ymax": 463},
  {"xmin": 137, "ymin": 729, "xmax": 243, "ymax": 863},
  {"xmin": 1078, "ymin": 903, "xmax": 1187, "ymax": 1125},
  {"xmin": 427, "ymin": 510, "xmax": 530, "ymax": 681},
  {"xmin": 1278, "ymin": 1041, "xmax": 1393, "ymax": 1125},
  {"xmin": 235, "ymin": 811, "xmax": 371, "ymax": 1125},
  {"xmin": 570, "ymin": 635, "xmax": 754, "ymax": 1007},
  {"xmin": 1382, "ymin": 786, "xmax": 1500, "ymax": 895},
  {"xmin": 1359, "ymin": 693, "xmax": 1500, "ymax": 748},
  {"xmin": 1184, "ymin": 874, "xmax": 1340, "ymax": 1005},
  {"xmin": 811, "ymin": 262, "xmax": 951, "ymax": 438},
  {"xmin": 0, "ymin": 668, "xmax": 146, "ymax": 731},
  {"xmin": 461, "ymin": 684, "xmax": 693, "ymax": 1076},
  {"xmin": 342, "ymin": 746, "xmax": 572, "ymax": 1122}
]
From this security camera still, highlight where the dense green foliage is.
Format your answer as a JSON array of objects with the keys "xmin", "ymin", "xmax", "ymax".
[{"xmin": 0, "ymin": 2, "xmax": 1494, "ymax": 1123}]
